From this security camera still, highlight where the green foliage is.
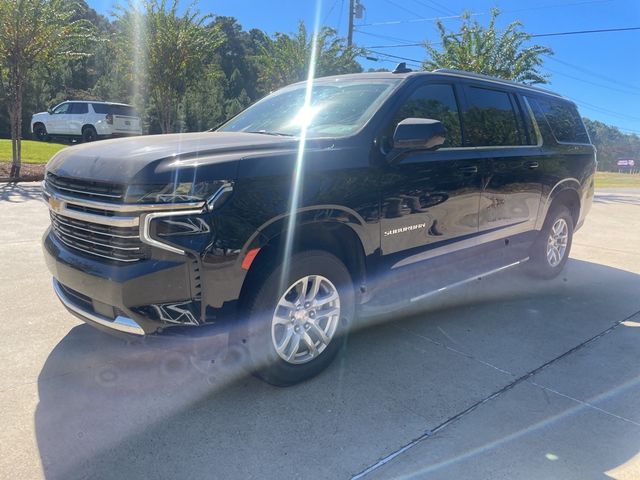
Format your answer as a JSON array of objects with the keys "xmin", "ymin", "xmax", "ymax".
[
  {"xmin": 423, "ymin": 8, "xmax": 552, "ymax": 85},
  {"xmin": 255, "ymin": 21, "xmax": 363, "ymax": 92},
  {"xmin": 113, "ymin": 0, "xmax": 224, "ymax": 133},
  {"xmin": 583, "ymin": 118, "xmax": 640, "ymax": 171},
  {"xmin": 0, "ymin": 0, "xmax": 95, "ymax": 175}
]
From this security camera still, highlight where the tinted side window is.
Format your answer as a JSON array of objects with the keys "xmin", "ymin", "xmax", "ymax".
[
  {"xmin": 69, "ymin": 103, "xmax": 88, "ymax": 114},
  {"xmin": 393, "ymin": 83, "xmax": 462, "ymax": 147},
  {"xmin": 111, "ymin": 105, "xmax": 137, "ymax": 117},
  {"xmin": 52, "ymin": 103, "xmax": 70, "ymax": 114},
  {"xmin": 92, "ymin": 103, "xmax": 109, "ymax": 114},
  {"xmin": 463, "ymin": 86, "xmax": 522, "ymax": 146},
  {"xmin": 532, "ymin": 97, "xmax": 589, "ymax": 144}
]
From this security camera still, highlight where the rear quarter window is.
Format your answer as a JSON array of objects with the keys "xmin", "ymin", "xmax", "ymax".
[
  {"xmin": 529, "ymin": 97, "xmax": 590, "ymax": 144},
  {"xmin": 111, "ymin": 105, "xmax": 138, "ymax": 117},
  {"xmin": 91, "ymin": 104, "xmax": 138, "ymax": 117}
]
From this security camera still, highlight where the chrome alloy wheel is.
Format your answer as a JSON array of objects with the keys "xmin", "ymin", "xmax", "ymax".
[
  {"xmin": 271, "ymin": 275, "xmax": 341, "ymax": 365},
  {"xmin": 546, "ymin": 218, "xmax": 569, "ymax": 267}
]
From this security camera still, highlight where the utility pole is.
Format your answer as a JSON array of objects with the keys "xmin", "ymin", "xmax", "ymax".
[
  {"xmin": 347, "ymin": 0, "xmax": 365, "ymax": 47},
  {"xmin": 347, "ymin": 0, "xmax": 355, "ymax": 47}
]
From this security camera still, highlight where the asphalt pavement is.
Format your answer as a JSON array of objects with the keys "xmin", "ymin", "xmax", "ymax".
[{"xmin": 1, "ymin": 182, "xmax": 639, "ymax": 480}]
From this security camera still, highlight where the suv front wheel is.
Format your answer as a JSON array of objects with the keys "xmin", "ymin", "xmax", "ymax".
[
  {"xmin": 33, "ymin": 124, "xmax": 49, "ymax": 142},
  {"xmin": 528, "ymin": 204, "xmax": 574, "ymax": 278},
  {"xmin": 242, "ymin": 250, "xmax": 354, "ymax": 386}
]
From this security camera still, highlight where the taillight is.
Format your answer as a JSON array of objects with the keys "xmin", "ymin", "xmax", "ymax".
[{"xmin": 106, "ymin": 113, "xmax": 113, "ymax": 125}]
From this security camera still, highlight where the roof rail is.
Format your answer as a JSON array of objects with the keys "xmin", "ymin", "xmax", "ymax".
[{"xmin": 431, "ymin": 68, "xmax": 563, "ymax": 98}]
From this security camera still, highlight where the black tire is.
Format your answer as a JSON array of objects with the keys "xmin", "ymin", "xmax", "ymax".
[
  {"xmin": 33, "ymin": 124, "xmax": 49, "ymax": 142},
  {"xmin": 527, "ymin": 204, "xmax": 574, "ymax": 279},
  {"xmin": 82, "ymin": 126, "xmax": 98, "ymax": 142},
  {"xmin": 241, "ymin": 250, "xmax": 354, "ymax": 387}
]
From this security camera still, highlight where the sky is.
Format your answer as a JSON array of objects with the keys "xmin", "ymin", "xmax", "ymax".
[{"xmin": 88, "ymin": 0, "xmax": 640, "ymax": 134}]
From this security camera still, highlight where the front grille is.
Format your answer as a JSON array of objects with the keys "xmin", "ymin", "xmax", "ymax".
[
  {"xmin": 46, "ymin": 172, "xmax": 126, "ymax": 202},
  {"xmin": 50, "ymin": 211, "xmax": 147, "ymax": 263}
]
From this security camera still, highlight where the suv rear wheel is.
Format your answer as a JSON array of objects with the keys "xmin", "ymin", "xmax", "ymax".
[
  {"xmin": 528, "ymin": 204, "xmax": 574, "ymax": 278},
  {"xmin": 242, "ymin": 250, "xmax": 354, "ymax": 386},
  {"xmin": 82, "ymin": 126, "xmax": 97, "ymax": 142}
]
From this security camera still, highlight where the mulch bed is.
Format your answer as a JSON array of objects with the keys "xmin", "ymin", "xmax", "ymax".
[{"xmin": 0, "ymin": 162, "xmax": 45, "ymax": 182}]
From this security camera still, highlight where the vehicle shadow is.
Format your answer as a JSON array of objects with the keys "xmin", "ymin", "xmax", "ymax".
[
  {"xmin": 0, "ymin": 181, "xmax": 43, "ymax": 203},
  {"xmin": 34, "ymin": 259, "xmax": 640, "ymax": 479}
]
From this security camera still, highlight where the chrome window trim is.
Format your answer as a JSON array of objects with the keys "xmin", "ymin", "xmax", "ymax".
[
  {"xmin": 522, "ymin": 96, "xmax": 544, "ymax": 148},
  {"xmin": 53, "ymin": 280, "xmax": 145, "ymax": 335}
]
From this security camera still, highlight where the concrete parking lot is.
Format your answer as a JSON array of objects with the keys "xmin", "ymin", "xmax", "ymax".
[{"xmin": 1, "ymin": 183, "xmax": 639, "ymax": 480}]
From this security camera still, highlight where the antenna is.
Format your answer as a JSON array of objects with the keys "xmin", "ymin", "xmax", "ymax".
[{"xmin": 392, "ymin": 62, "xmax": 413, "ymax": 74}]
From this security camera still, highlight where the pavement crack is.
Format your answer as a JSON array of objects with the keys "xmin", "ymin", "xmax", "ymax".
[
  {"xmin": 529, "ymin": 381, "xmax": 640, "ymax": 428},
  {"xmin": 352, "ymin": 308, "xmax": 640, "ymax": 480}
]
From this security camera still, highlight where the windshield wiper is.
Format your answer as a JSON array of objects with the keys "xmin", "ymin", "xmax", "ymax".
[{"xmin": 246, "ymin": 130, "xmax": 295, "ymax": 137}]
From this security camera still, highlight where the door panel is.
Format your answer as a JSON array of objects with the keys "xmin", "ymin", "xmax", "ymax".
[
  {"xmin": 380, "ymin": 150, "xmax": 483, "ymax": 256},
  {"xmin": 460, "ymin": 85, "xmax": 543, "ymax": 238},
  {"xmin": 48, "ymin": 103, "xmax": 71, "ymax": 134},
  {"xmin": 377, "ymin": 81, "xmax": 482, "ymax": 261},
  {"xmin": 479, "ymin": 150, "xmax": 543, "ymax": 234},
  {"xmin": 67, "ymin": 103, "xmax": 88, "ymax": 135}
]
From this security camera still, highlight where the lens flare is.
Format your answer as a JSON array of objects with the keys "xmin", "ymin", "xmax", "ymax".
[{"xmin": 278, "ymin": 0, "xmax": 323, "ymax": 293}]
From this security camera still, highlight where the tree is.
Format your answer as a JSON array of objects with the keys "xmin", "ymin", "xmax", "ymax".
[
  {"xmin": 255, "ymin": 21, "xmax": 363, "ymax": 92},
  {"xmin": 423, "ymin": 8, "xmax": 552, "ymax": 85},
  {"xmin": 583, "ymin": 118, "xmax": 640, "ymax": 171},
  {"xmin": 114, "ymin": 0, "xmax": 224, "ymax": 133},
  {"xmin": 0, "ymin": 0, "xmax": 94, "ymax": 179}
]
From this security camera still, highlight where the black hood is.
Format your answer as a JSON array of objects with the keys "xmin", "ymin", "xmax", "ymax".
[{"xmin": 46, "ymin": 132, "xmax": 299, "ymax": 185}]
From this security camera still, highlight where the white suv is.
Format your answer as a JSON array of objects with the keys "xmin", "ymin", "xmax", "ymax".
[{"xmin": 31, "ymin": 101, "xmax": 143, "ymax": 142}]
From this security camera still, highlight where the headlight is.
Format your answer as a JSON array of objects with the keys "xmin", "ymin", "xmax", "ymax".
[{"xmin": 125, "ymin": 180, "xmax": 233, "ymax": 209}]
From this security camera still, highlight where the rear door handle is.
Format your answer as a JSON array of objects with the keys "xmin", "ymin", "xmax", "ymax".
[
  {"xmin": 458, "ymin": 165, "xmax": 478, "ymax": 174},
  {"xmin": 525, "ymin": 161, "xmax": 539, "ymax": 169}
]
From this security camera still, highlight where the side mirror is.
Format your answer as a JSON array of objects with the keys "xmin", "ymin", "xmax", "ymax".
[
  {"xmin": 391, "ymin": 118, "xmax": 446, "ymax": 157},
  {"xmin": 47, "ymin": 107, "xmax": 53, "ymax": 114}
]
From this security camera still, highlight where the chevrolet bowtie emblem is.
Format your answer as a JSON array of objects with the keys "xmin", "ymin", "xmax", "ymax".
[{"xmin": 48, "ymin": 197, "xmax": 64, "ymax": 212}]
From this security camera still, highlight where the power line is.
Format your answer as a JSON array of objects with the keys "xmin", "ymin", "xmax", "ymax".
[
  {"xmin": 574, "ymin": 99, "xmax": 640, "ymax": 123},
  {"xmin": 544, "ymin": 67, "xmax": 640, "ymax": 97},
  {"xmin": 381, "ymin": 0, "xmax": 427, "ymax": 20},
  {"xmin": 544, "ymin": 56, "xmax": 639, "ymax": 91},
  {"xmin": 409, "ymin": 0, "xmax": 456, "ymax": 16},
  {"xmin": 363, "ymin": 49, "xmax": 422, "ymax": 64},
  {"xmin": 322, "ymin": 0, "xmax": 340, "ymax": 26},
  {"xmin": 354, "ymin": 29, "xmax": 423, "ymax": 45},
  {"xmin": 533, "ymin": 26, "xmax": 640, "ymax": 38},
  {"xmin": 356, "ymin": 25, "xmax": 640, "ymax": 49},
  {"xmin": 356, "ymin": 0, "xmax": 615, "ymax": 27}
]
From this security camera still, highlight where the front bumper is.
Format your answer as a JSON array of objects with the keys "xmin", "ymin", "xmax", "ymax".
[
  {"xmin": 44, "ymin": 228, "xmax": 195, "ymax": 335},
  {"xmin": 53, "ymin": 279, "xmax": 146, "ymax": 335}
]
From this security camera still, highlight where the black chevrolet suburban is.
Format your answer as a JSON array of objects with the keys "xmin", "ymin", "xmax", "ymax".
[{"xmin": 43, "ymin": 68, "xmax": 596, "ymax": 385}]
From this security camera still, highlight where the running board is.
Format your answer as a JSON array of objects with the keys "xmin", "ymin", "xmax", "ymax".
[
  {"xmin": 359, "ymin": 258, "xmax": 529, "ymax": 318},
  {"xmin": 410, "ymin": 257, "xmax": 529, "ymax": 303}
]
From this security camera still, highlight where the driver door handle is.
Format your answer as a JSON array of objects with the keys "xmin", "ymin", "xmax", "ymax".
[
  {"xmin": 525, "ymin": 161, "xmax": 539, "ymax": 169},
  {"xmin": 458, "ymin": 165, "xmax": 478, "ymax": 174}
]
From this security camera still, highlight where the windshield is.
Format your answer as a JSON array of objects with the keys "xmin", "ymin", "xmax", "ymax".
[{"xmin": 217, "ymin": 79, "xmax": 400, "ymax": 138}]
